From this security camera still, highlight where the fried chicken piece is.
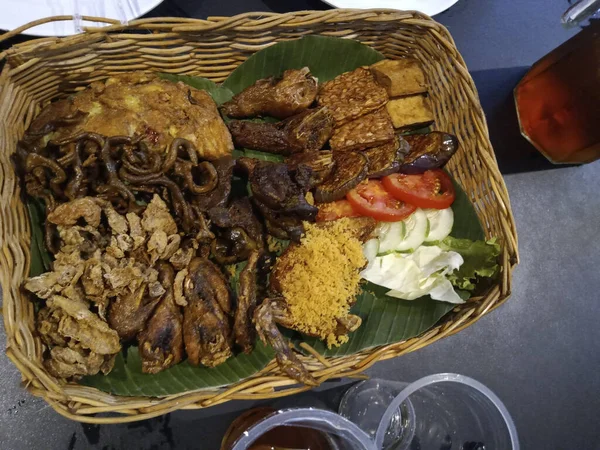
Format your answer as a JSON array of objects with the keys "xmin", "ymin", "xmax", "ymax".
[
  {"xmin": 183, "ymin": 258, "xmax": 233, "ymax": 367},
  {"xmin": 221, "ymin": 68, "xmax": 318, "ymax": 119},
  {"xmin": 228, "ymin": 107, "xmax": 334, "ymax": 155},
  {"xmin": 329, "ymin": 108, "xmax": 395, "ymax": 152},
  {"xmin": 254, "ymin": 298, "xmax": 317, "ymax": 386},
  {"xmin": 107, "ymin": 284, "xmax": 162, "ymax": 341},
  {"xmin": 317, "ymin": 67, "xmax": 388, "ymax": 126},
  {"xmin": 138, "ymin": 263, "xmax": 184, "ymax": 374},
  {"xmin": 234, "ymin": 250, "xmax": 261, "ymax": 354},
  {"xmin": 27, "ymin": 72, "xmax": 234, "ymax": 158}
]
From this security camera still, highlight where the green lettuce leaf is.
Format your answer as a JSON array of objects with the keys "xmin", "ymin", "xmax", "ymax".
[{"xmin": 439, "ymin": 237, "xmax": 501, "ymax": 291}]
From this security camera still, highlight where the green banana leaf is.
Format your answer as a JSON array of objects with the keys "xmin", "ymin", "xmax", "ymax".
[
  {"xmin": 25, "ymin": 36, "xmax": 487, "ymax": 396},
  {"xmin": 82, "ymin": 342, "xmax": 274, "ymax": 396}
]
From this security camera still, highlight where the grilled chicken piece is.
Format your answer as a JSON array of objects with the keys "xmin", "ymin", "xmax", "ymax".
[
  {"xmin": 221, "ymin": 68, "xmax": 318, "ymax": 119},
  {"xmin": 227, "ymin": 107, "xmax": 334, "ymax": 155},
  {"xmin": 108, "ymin": 284, "xmax": 161, "ymax": 341},
  {"xmin": 138, "ymin": 263, "xmax": 184, "ymax": 374},
  {"xmin": 254, "ymin": 298, "xmax": 317, "ymax": 386},
  {"xmin": 234, "ymin": 250, "xmax": 261, "ymax": 353},
  {"xmin": 183, "ymin": 258, "xmax": 233, "ymax": 367}
]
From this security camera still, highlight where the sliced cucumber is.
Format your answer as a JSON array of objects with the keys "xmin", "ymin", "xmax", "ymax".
[
  {"xmin": 395, "ymin": 209, "xmax": 428, "ymax": 252},
  {"xmin": 377, "ymin": 221, "xmax": 406, "ymax": 255},
  {"xmin": 363, "ymin": 238, "xmax": 380, "ymax": 262},
  {"xmin": 424, "ymin": 208, "xmax": 454, "ymax": 243}
]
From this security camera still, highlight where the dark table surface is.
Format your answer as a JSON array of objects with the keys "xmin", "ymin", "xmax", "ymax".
[{"xmin": 2, "ymin": 1, "xmax": 599, "ymax": 449}]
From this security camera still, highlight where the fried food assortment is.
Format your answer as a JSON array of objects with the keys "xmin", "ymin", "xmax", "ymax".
[{"xmin": 19, "ymin": 60, "xmax": 460, "ymax": 386}]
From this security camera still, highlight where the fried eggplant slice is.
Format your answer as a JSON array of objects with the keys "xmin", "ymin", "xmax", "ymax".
[
  {"xmin": 386, "ymin": 95, "xmax": 435, "ymax": 130},
  {"xmin": 228, "ymin": 107, "xmax": 334, "ymax": 155},
  {"xmin": 286, "ymin": 151, "xmax": 334, "ymax": 187},
  {"xmin": 314, "ymin": 151, "xmax": 368, "ymax": 203},
  {"xmin": 370, "ymin": 59, "xmax": 428, "ymax": 98},
  {"xmin": 234, "ymin": 250, "xmax": 261, "ymax": 354},
  {"xmin": 364, "ymin": 137, "xmax": 409, "ymax": 178},
  {"xmin": 221, "ymin": 68, "xmax": 318, "ymax": 119},
  {"xmin": 317, "ymin": 67, "xmax": 388, "ymax": 126},
  {"xmin": 329, "ymin": 108, "xmax": 395, "ymax": 152},
  {"xmin": 399, "ymin": 132, "xmax": 458, "ymax": 174},
  {"xmin": 138, "ymin": 263, "xmax": 184, "ymax": 374},
  {"xmin": 183, "ymin": 258, "xmax": 233, "ymax": 367},
  {"xmin": 254, "ymin": 298, "xmax": 317, "ymax": 386}
]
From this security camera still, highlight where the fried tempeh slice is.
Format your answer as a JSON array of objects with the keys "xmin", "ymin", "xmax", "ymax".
[
  {"xmin": 329, "ymin": 108, "xmax": 395, "ymax": 152},
  {"xmin": 386, "ymin": 95, "xmax": 435, "ymax": 130},
  {"xmin": 370, "ymin": 59, "xmax": 428, "ymax": 98},
  {"xmin": 221, "ymin": 68, "xmax": 318, "ymax": 119},
  {"xmin": 234, "ymin": 250, "xmax": 261, "ymax": 354},
  {"xmin": 317, "ymin": 67, "xmax": 388, "ymax": 125}
]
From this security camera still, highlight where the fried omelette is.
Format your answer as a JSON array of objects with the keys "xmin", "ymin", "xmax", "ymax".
[{"xmin": 28, "ymin": 72, "xmax": 233, "ymax": 159}]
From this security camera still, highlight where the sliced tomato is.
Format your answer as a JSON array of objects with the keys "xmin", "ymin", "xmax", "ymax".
[
  {"xmin": 316, "ymin": 199, "xmax": 361, "ymax": 222},
  {"xmin": 382, "ymin": 170, "xmax": 456, "ymax": 209},
  {"xmin": 346, "ymin": 180, "xmax": 416, "ymax": 222}
]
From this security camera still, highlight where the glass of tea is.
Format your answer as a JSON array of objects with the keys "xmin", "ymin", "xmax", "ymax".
[
  {"xmin": 221, "ymin": 407, "xmax": 375, "ymax": 450},
  {"xmin": 339, "ymin": 374, "xmax": 519, "ymax": 450},
  {"xmin": 515, "ymin": 20, "xmax": 600, "ymax": 164}
]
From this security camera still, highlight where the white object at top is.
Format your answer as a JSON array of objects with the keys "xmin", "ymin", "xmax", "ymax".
[
  {"xmin": 0, "ymin": 0, "xmax": 164, "ymax": 36},
  {"xmin": 321, "ymin": 0, "xmax": 460, "ymax": 17}
]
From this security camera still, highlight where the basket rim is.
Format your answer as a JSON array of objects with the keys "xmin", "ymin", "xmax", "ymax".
[{"xmin": 0, "ymin": 10, "xmax": 519, "ymax": 423}]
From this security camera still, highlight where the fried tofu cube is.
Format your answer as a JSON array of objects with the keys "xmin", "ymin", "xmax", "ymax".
[
  {"xmin": 370, "ymin": 59, "xmax": 428, "ymax": 98},
  {"xmin": 317, "ymin": 67, "xmax": 388, "ymax": 126},
  {"xmin": 329, "ymin": 108, "xmax": 394, "ymax": 152},
  {"xmin": 385, "ymin": 95, "xmax": 435, "ymax": 130}
]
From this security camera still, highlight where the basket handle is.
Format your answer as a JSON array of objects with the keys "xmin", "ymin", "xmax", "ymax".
[{"xmin": 0, "ymin": 15, "xmax": 120, "ymax": 44}]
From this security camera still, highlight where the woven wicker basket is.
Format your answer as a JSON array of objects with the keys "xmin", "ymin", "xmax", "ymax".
[{"xmin": 0, "ymin": 10, "xmax": 518, "ymax": 423}]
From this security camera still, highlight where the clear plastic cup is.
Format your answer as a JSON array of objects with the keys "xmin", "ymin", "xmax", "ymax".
[
  {"xmin": 227, "ymin": 407, "xmax": 376, "ymax": 450},
  {"xmin": 339, "ymin": 374, "xmax": 519, "ymax": 450}
]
